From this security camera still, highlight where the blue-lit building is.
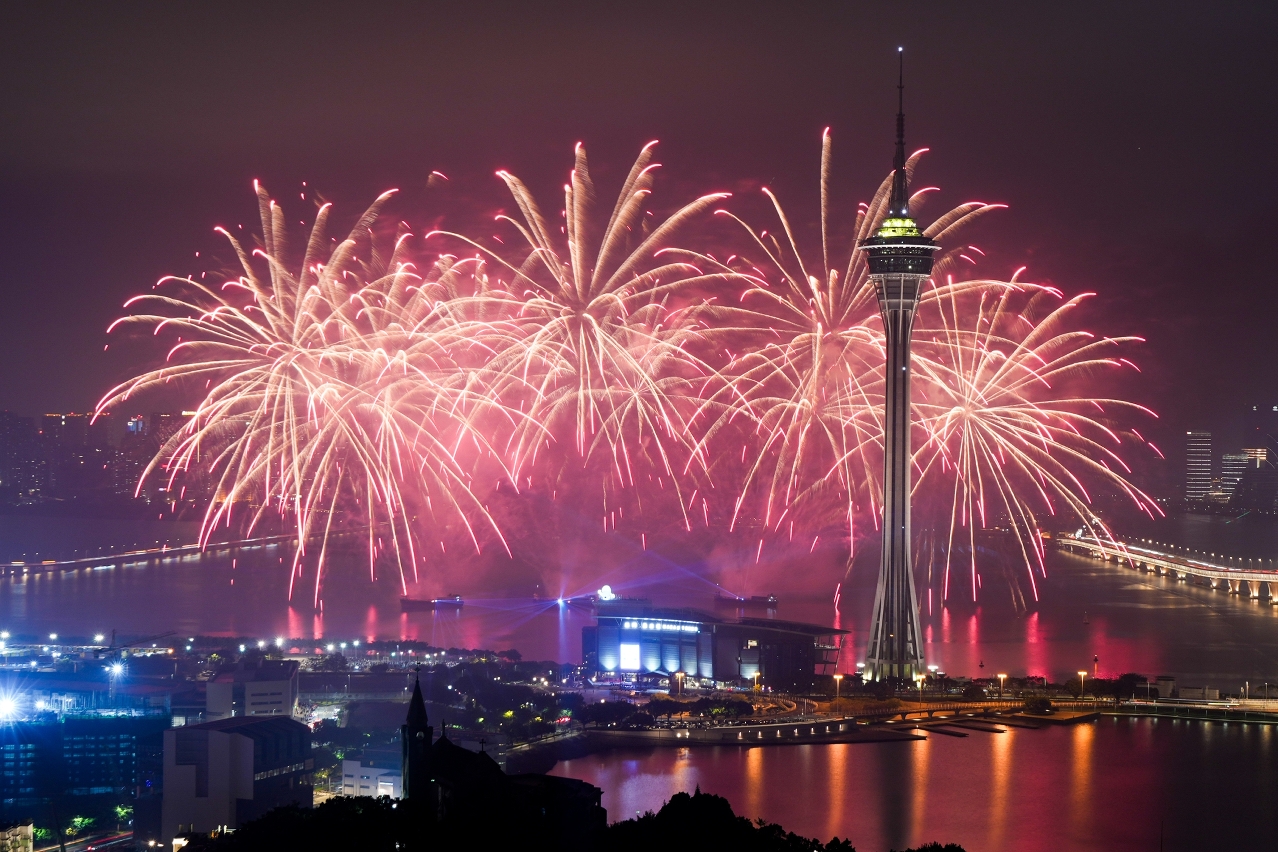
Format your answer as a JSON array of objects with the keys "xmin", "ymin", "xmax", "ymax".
[
  {"xmin": 0, "ymin": 715, "xmax": 168, "ymax": 811},
  {"xmin": 582, "ymin": 607, "xmax": 844, "ymax": 692}
]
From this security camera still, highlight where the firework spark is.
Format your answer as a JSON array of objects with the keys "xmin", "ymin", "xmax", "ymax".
[
  {"xmin": 434, "ymin": 143, "xmax": 739, "ymax": 523},
  {"xmin": 912, "ymin": 278, "xmax": 1161, "ymax": 602},
  {"xmin": 706, "ymin": 132, "xmax": 1003, "ymax": 540},
  {"xmin": 99, "ymin": 184, "xmax": 512, "ymax": 603},
  {"xmin": 102, "ymin": 139, "xmax": 1159, "ymax": 605}
]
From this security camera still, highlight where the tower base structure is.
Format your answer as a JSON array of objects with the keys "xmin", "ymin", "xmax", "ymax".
[{"xmin": 862, "ymin": 270, "xmax": 928, "ymax": 682}]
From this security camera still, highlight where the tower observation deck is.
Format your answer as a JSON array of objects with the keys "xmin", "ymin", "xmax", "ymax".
[{"xmin": 860, "ymin": 49, "xmax": 940, "ymax": 681}]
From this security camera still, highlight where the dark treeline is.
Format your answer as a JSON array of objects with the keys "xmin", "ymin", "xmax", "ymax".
[{"xmin": 189, "ymin": 788, "xmax": 965, "ymax": 852}]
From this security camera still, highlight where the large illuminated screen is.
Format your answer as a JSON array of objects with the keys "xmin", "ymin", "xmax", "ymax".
[{"xmin": 619, "ymin": 642, "xmax": 641, "ymax": 671}]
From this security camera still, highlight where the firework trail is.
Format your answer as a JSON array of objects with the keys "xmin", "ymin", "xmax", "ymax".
[
  {"xmin": 705, "ymin": 132, "xmax": 1003, "ymax": 542},
  {"xmin": 98, "ymin": 184, "xmax": 513, "ymax": 603},
  {"xmin": 101, "ymin": 138, "xmax": 1160, "ymax": 605},
  {"xmin": 434, "ymin": 143, "xmax": 740, "ymax": 528},
  {"xmin": 912, "ymin": 278, "xmax": 1162, "ymax": 602}
]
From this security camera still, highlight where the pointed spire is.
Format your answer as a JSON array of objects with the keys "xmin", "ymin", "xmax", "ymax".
[
  {"xmin": 889, "ymin": 46, "xmax": 910, "ymax": 219},
  {"xmin": 406, "ymin": 671, "xmax": 428, "ymax": 728},
  {"xmin": 862, "ymin": 48, "xmax": 938, "ymax": 263}
]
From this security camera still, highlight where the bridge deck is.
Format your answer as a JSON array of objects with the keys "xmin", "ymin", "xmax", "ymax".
[{"xmin": 1058, "ymin": 534, "xmax": 1278, "ymax": 597}]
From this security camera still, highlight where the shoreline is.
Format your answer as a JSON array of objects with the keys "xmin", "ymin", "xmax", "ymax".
[{"xmin": 515, "ymin": 702, "xmax": 1278, "ymax": 773}]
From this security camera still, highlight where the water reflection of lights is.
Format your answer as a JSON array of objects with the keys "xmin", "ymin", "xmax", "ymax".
[
  {"xmin": 1069, "ymin": 723, "xmax": 1095, "ymax": 834},
  {"xmin": 744, "ymin": 746, "xmax": 763, "ymax": 822},
  {"xmin": 987, "ymin": 726, "xmax": 1012, "ymax": 848}
]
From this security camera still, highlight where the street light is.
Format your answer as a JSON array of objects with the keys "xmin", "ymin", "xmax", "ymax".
[
  {"xmin": 1078, "ymin": 671, "xmax": 1087, "ymax": 699},
  {"xmin": 833, "ymin": 674, "xmax": 843, "ymax": 713},
  {"xmin": 997, "ymin": 673, "xmax": 1007, "ymax": 697},
  {"xmin": 674, "ymin": 671, "xmax": 684, "ymax": 697}
]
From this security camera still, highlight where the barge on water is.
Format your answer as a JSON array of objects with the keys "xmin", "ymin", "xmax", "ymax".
[{"xmin": 401, "ymin": 594, "xmax": 464, "ymax": 612}]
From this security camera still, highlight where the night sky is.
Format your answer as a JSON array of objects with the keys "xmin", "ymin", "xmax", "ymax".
[{"xmin": 1, "ymin": 1, "xmax": 1275, "ymax": 482}]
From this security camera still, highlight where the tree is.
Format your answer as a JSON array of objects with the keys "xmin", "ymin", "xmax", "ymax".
[
  {"xmin": 645, "ymin": 697, "xmax": 685, "ymax": 719},
  {"xmin": 202, "ymin": 787, "xmax": 968, "ymax": 851},
  {"xmin": 316, "ymin": 653, "xmax": 349, "ymax": 672},
  {"xmin": 578, "ymin": 701, "xmax": 635, "ymax": 728},
  {"xmin": 65, "ymin": 816, "xmax": 94, "ymax": 838},
  {"xmin": 1114, "ymin": 673, "xmax": 1150, "ymax": 698},
  {"xmin": 1023, "ymin": 697, "xmax": 1052, "ymax": 715},
  {"xmin": 608, "ymin": 788, "xmax": 862, "ymax": 851}
]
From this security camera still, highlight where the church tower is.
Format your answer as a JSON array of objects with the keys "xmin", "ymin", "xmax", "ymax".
[{"xmin": 401, "ymin": 673, "xmax": 432, "ymax": 800}]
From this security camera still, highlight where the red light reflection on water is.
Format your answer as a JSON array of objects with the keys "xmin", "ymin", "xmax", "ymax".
[{"xmin": 552, "ymin": 719, "xmax": 1267, "ymax": 851}]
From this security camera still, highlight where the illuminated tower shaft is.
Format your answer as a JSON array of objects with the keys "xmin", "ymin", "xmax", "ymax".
[{"xmin": 860, "ymin": 50, "xmax": 938, "ymax": 681}]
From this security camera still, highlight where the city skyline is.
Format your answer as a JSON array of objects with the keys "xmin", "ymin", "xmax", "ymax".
[{"xmin": 1, "ymin": 5, "xmax": 1277, "ymax": 850}]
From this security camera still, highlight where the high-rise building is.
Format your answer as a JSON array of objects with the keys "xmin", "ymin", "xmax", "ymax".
[
  {"xmin": 148, "ymin": 412, "xmax": 183, "ymax": 445},
  {"xmin": 87, "ymin": 412, "xmax": 113, "ymax": 449},
  {"xmin": 860, "ymin": 49, "xmax": 939, "ymax": 681},
  {"xmin": 1231, "ymin": 450, "xmax": 1278, "ymax": 511},
  {"xmin": 1244, "ymin": 405, "xmax": 1278, "ymax": 460},
  {"xmin": 1220, "ymin": 453, "xmax": 1249, "ymax": 500},
  {"xmin": 0, "ymin": 412, "xmax": 39, "ymax": 501},
  {"xmin": 1185, "ymin": 431, "xmax": 1212, "ymax": 503},
  {"xmin": 40, "ymin": 413, "xmax": 88, "ymax": 449},
  {"xmin": 160, "ymin": 716, "xmax": 312, "ymax": 842},
  {"xmin": 0, "ymin": 716, "xmax": 168, "ymax": 807}
]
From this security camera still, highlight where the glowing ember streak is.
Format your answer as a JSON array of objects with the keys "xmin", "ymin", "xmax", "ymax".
[
  {"xmin": 99, "ymin": 185, "xmax": 513, "ymax": 604},
  {"xmin": 912, "ymin": 280, "xmax": 1161, "ymax": 603},
  {"xmin": 100, "ymin": 137, "xmax": 1158, "ymax": 607}
]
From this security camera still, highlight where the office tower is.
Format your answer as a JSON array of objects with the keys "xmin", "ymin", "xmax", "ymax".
[
  {"xmin": 1185, "ymin": 431, "xmax": 1212, "ymax": 503},
  {"xmin": 1244, "ymin": 405, "xmax": 1278, "ymax": 460},
  {"xmin": 1220, "ymin": 452, "xmax": 1248, "ymax": 500}
]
